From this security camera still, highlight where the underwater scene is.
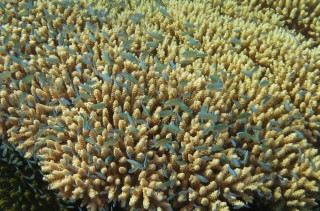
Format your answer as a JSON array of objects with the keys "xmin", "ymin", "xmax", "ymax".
[{"xmin": 1, "ymin": 0, "xmax": 320, "ymax": 210}]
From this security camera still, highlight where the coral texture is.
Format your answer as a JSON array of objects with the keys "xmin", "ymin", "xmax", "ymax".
[
  {"xmin": 0, "ymin": 139, "xmax": 82, "ymax": 211},
  {"xmin": 0, "ymin": 0, "xmax": 320, "ymax": 210}
]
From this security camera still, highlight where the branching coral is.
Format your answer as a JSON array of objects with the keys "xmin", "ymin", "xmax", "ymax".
[
  {"xmin": 0, "ymin": 0, "xmax": 320, "ymax": 210},
  {"xmin": 0, "ymin": 139, "xmax": 82, "ymax": 211}
]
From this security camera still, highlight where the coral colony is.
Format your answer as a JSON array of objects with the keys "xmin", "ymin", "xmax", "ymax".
[{"xmin": 1, "ymin": 0, "xmax": 320, "ymax": 210}]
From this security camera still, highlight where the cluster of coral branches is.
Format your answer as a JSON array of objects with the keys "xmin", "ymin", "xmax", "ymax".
[{"xmin": 0, "ymin": 0, "xmax": 320, "ymax": 210}]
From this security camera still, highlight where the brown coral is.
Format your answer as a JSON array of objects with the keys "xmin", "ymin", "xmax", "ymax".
[{"xmin": 0, "ymin": 0, "xmax": 320, "ymax": 210}]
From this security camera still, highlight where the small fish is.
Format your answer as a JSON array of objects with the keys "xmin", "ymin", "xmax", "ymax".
[
  {"xmin": 120, "ymin": 52, "xmax": 139, "ymax": 64},
  {"xmin": 243, "ymin": 150, "xmax": 249, "ymax": 166},
  {"xmin": 210, "ymin": 144, "xmax": 224, "ymax": 152},
  {"xmin": 148, "ymin": 31, "xmax": 164, "ymax": 41},
  {"xmin": 167, "ymin": 194, "xmax": 176, "ymax": 201},
  {"xmin": 179, "ymin": 146, "xmax": 186, "ymax": 154},
  {"xmin": 140, "ymin": 59, "xmax": 148, "ymax": 70},
  {"xmin": 99, "ymin": 73, "xmax": 112, "ymax": 83},
  {"xmin": 133, "ymin": 12, "xmax": 145, "ymax": 19},
  {"xmin": 18, "ymin": 9, "xmax": 30, "ymax": 17},
  {"xmin": 87, "ymin": 22, "xmax": 96, "ymax": 33},
  {"xmin": 182, "ymin": 50, "xmax": 207, "ymax": 58},
  {"xmin": 127, "ymin": 159, "xmax": 144, "ymax": 170},
  {"xmin": 156, "ymin": 180, "xmax": 174, "ymax": 189},
  {"xmin": 82, "ymin": 57, "xmax": 93, "ymax": 66},
  {"xmin": 169, "ymin": 60, "xmax": 176, "ymax": 69},
  {"xmin": 128, "ymin": 127, "xmax": 139, "ymax": 134},
  {"xmin": 184, "ymin": 22, "xmax": 197, "ymax": 28},
  {"xmin": 85, "ymin": 138, "xmax": 96, "ymax": 144},
  {"xmin": 164, "ymin": 98, "xmax": 181, "ymax": 107},
  {"xmin": 233, "ymin": 100, "xmax": 242, "ymax": 109},
  {"xmin": 123, "ymin": 73, "xmax": 139, "ymax": 85},
  {"xmin": 241, "ymin": 71, "xmax": 253, "ymax": 77},
  {"xmin": 228, "ymin": 166, "xmax": 238, "ymax": 177},
  {"xmin": 179, "ymin": 102, "xmax": 192, "ymax": 114},
  {"xmin": 258, "ymin": 161, "xmax": 272, "ymax": 172},
  {"xmin": 87, "ymin": 79, "xmax": 97, "ymax": 85},
  {"xmin": 62, "ymin": 145, "xmax": 72, "ymax": 152},
  {"xmin": 252, "ymin": 125, "xmax": 263, "ymax": 130},
  {"xmin": 237, "ymin": 112, "xmax": 251, "ymax": 119},
  {"xmin": 189, "ymin": 36, "xmax": 201, "ymax": 47},
  {"xmin": 181, "ymin": 92, "xmax": 191, "ymax": 98},
  {"xmin": 261, "ymin": 94, "xmax": 272, "ymax": 105},
  {"xmin": 250, "ymin": 106, "xmax": 258, "ymax": 113},
  {"xmin": 195, "ymin": 146, "xmax": 208, "ymax": 151},
  {"xmin": 214, "ymin": 124, "xmax": 229, "ymax": 133},
  {"xmin": 233, "ymin": 204, "xmax": 250, "ymax": 210},
  {"xmin": 175, "ymin": 158, "xmax": 187, "ymax": 165},
  {"xmin": 251, "ymin": 66, "xmax": 260, "ymax": 72},
  {"xmin": 195, "ymin": 174, "xmax": 208, "ymax": 183},
  {"xmin": 231, "ymin": 139, "xmax": 237, "ymax": 147},
  {"xmin": 11, "ymin": 55, "xmax": 28, "ymax": 67},
  {"xmin": 201, "ymin": 156, "xmax": 210, "ymax": 161},
  {"xmin": 3, "ymin": 35, "xmax": 10, "ymax": 45},
  {"xmin": 163, "ymin": 123, "xmax": 181, "ymax": 135},
  {"xmin": 140, "ymin": 95, "xmax": 152, "ymax": 104},
  {"xmin": 294, "ymin": 129, "xmax": 305, "ymax": 139},
  {"xmin": 46, "ymin": 56, "xmax": 60, "ymax": 65},
  {"xmin": 177, "ymin": 80, "xmax": 189, "ymax": 89},
  {"xmin": 91, "ymin": 102, "xmax": 106, "ymax": 109},
  {"xmin": 87, "ymin": 7, "xmax": 96, "ymax": 16},
  {"xmin": 206, "ymin": 82, "xmax": 223, "ymax": 91},
  {"xmin": 59, "ymin": 98, "xmax": 71, "ymax": 106},
  {"xmin": 159, "ymin": 8, "xmax": 171, "ymax": 18},
  {"xmin": 154, "ymin": 56, "xmax": 160, "ymax": 64},
  {"xmin": 287, "ymin": 71, "xmax": 296, "ymax": 79},
  {"xmin": 141, "ymin": 104, "xmax": 151, "ymax": 117},
  {"xmin": 131, "ymin": 16, "xmax": 141, "ymax": 24},
  {"xmin": 123, "ymin": 39, "xmax": 134, "ymax": 50},
  {"xmin": 80, "ymin": 93, "xmax": 92, "ymax": 99},
  {"xmin": 159, "ymin": 109, "xmax": 174, "ymax": 117},
  {"xmin": 17, "ymin": 92, "xmax": 27, "ymax": 108},
  {"xmin": 146, "ymin": 41, "xmax": 158, "ymax": 48},
  {"xmin": 103, "ymin": 138, "xmax": 119, "ymax": 148},
  {"xmin": 50, "ymin": 126, "xmax": 65, "ymax": 133},
  {"xmin": 237, "ymin": 132, "xmax": 255, "ymax": 141},
  {"xmin": 180, "ymin": 59, "xmax": 191, "ymax": 64},
  {"xmin": 96, "ymin": 172, "xmax": 107, "ymax": 180},
  {"xmin": 118, "ymin": 29, "xmax": 129, "ymax": 41},
  {"xmin": 155, "ymin": 138, "xmax": 172, "ymax": 147},
  {"xmin": 291, "ymin": 172, "xmax": 299, "ymax": 180},
  {"xmin": 298, "ymin": 90, "xmax": 308, "ymax": 98},
  {"xmin": 102, "ymin": 31, "xmax": 110, "ymax": 41},
  {"xmin": 0, "ymin": 70, "xmax": 15, "ymax": 82},
  {"xmin": 43, "ymin": 43, "xmax": 54, "ymax": 52},
  {"xmin": 79, "ymin": 83, "xmax": 94, "ymax": 93},
  {"xmin": 284, "ymin": 102, "xmax": 293, "ymax": 111},
  {"xmin": 140, "ymin": 50, "xmax": 150, "ymax": 59},
  {"xmin": 143, "ymin": 156, "xmax": 148, "ymax": 168},
  {"xmin": 230, "ymin": 37, "xmax": 242, "ymax": 45},
  {"xmin": 202, "ymin": 126, "xmax": 215, "ymax": 136},
  {"xmin": 119, "ymin": 112, "xmax": 129, "ymax": 120},
  {"xmin": 127, "ymin": 114, "xmax": 135, "ymax": 126},
  {"xmin": 154, "ymin": 64, "xmax": 167, "ymax": 71},
  {"xmin": 231, "ymin": 158, "xmax": 241, "ymax": 167},
  {"xmin": 65, "ymin": 47, "xmax": 77, "ymax": 55},
  {"xmin": 259, "ymin": 79, "xmax": 269, "ymax": 87},
  {"xmin": 84, "ymin": 53, "xmax": 93, "ymax": 59},
  {"xmin": 181, "ymin": 31, "xmax": 192, "ymax": 36}
]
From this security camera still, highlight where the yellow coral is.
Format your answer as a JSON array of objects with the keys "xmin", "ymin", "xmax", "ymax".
[{"xmin": 1, "ymin": 0, "xmax": 320, "ymax": 210}]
